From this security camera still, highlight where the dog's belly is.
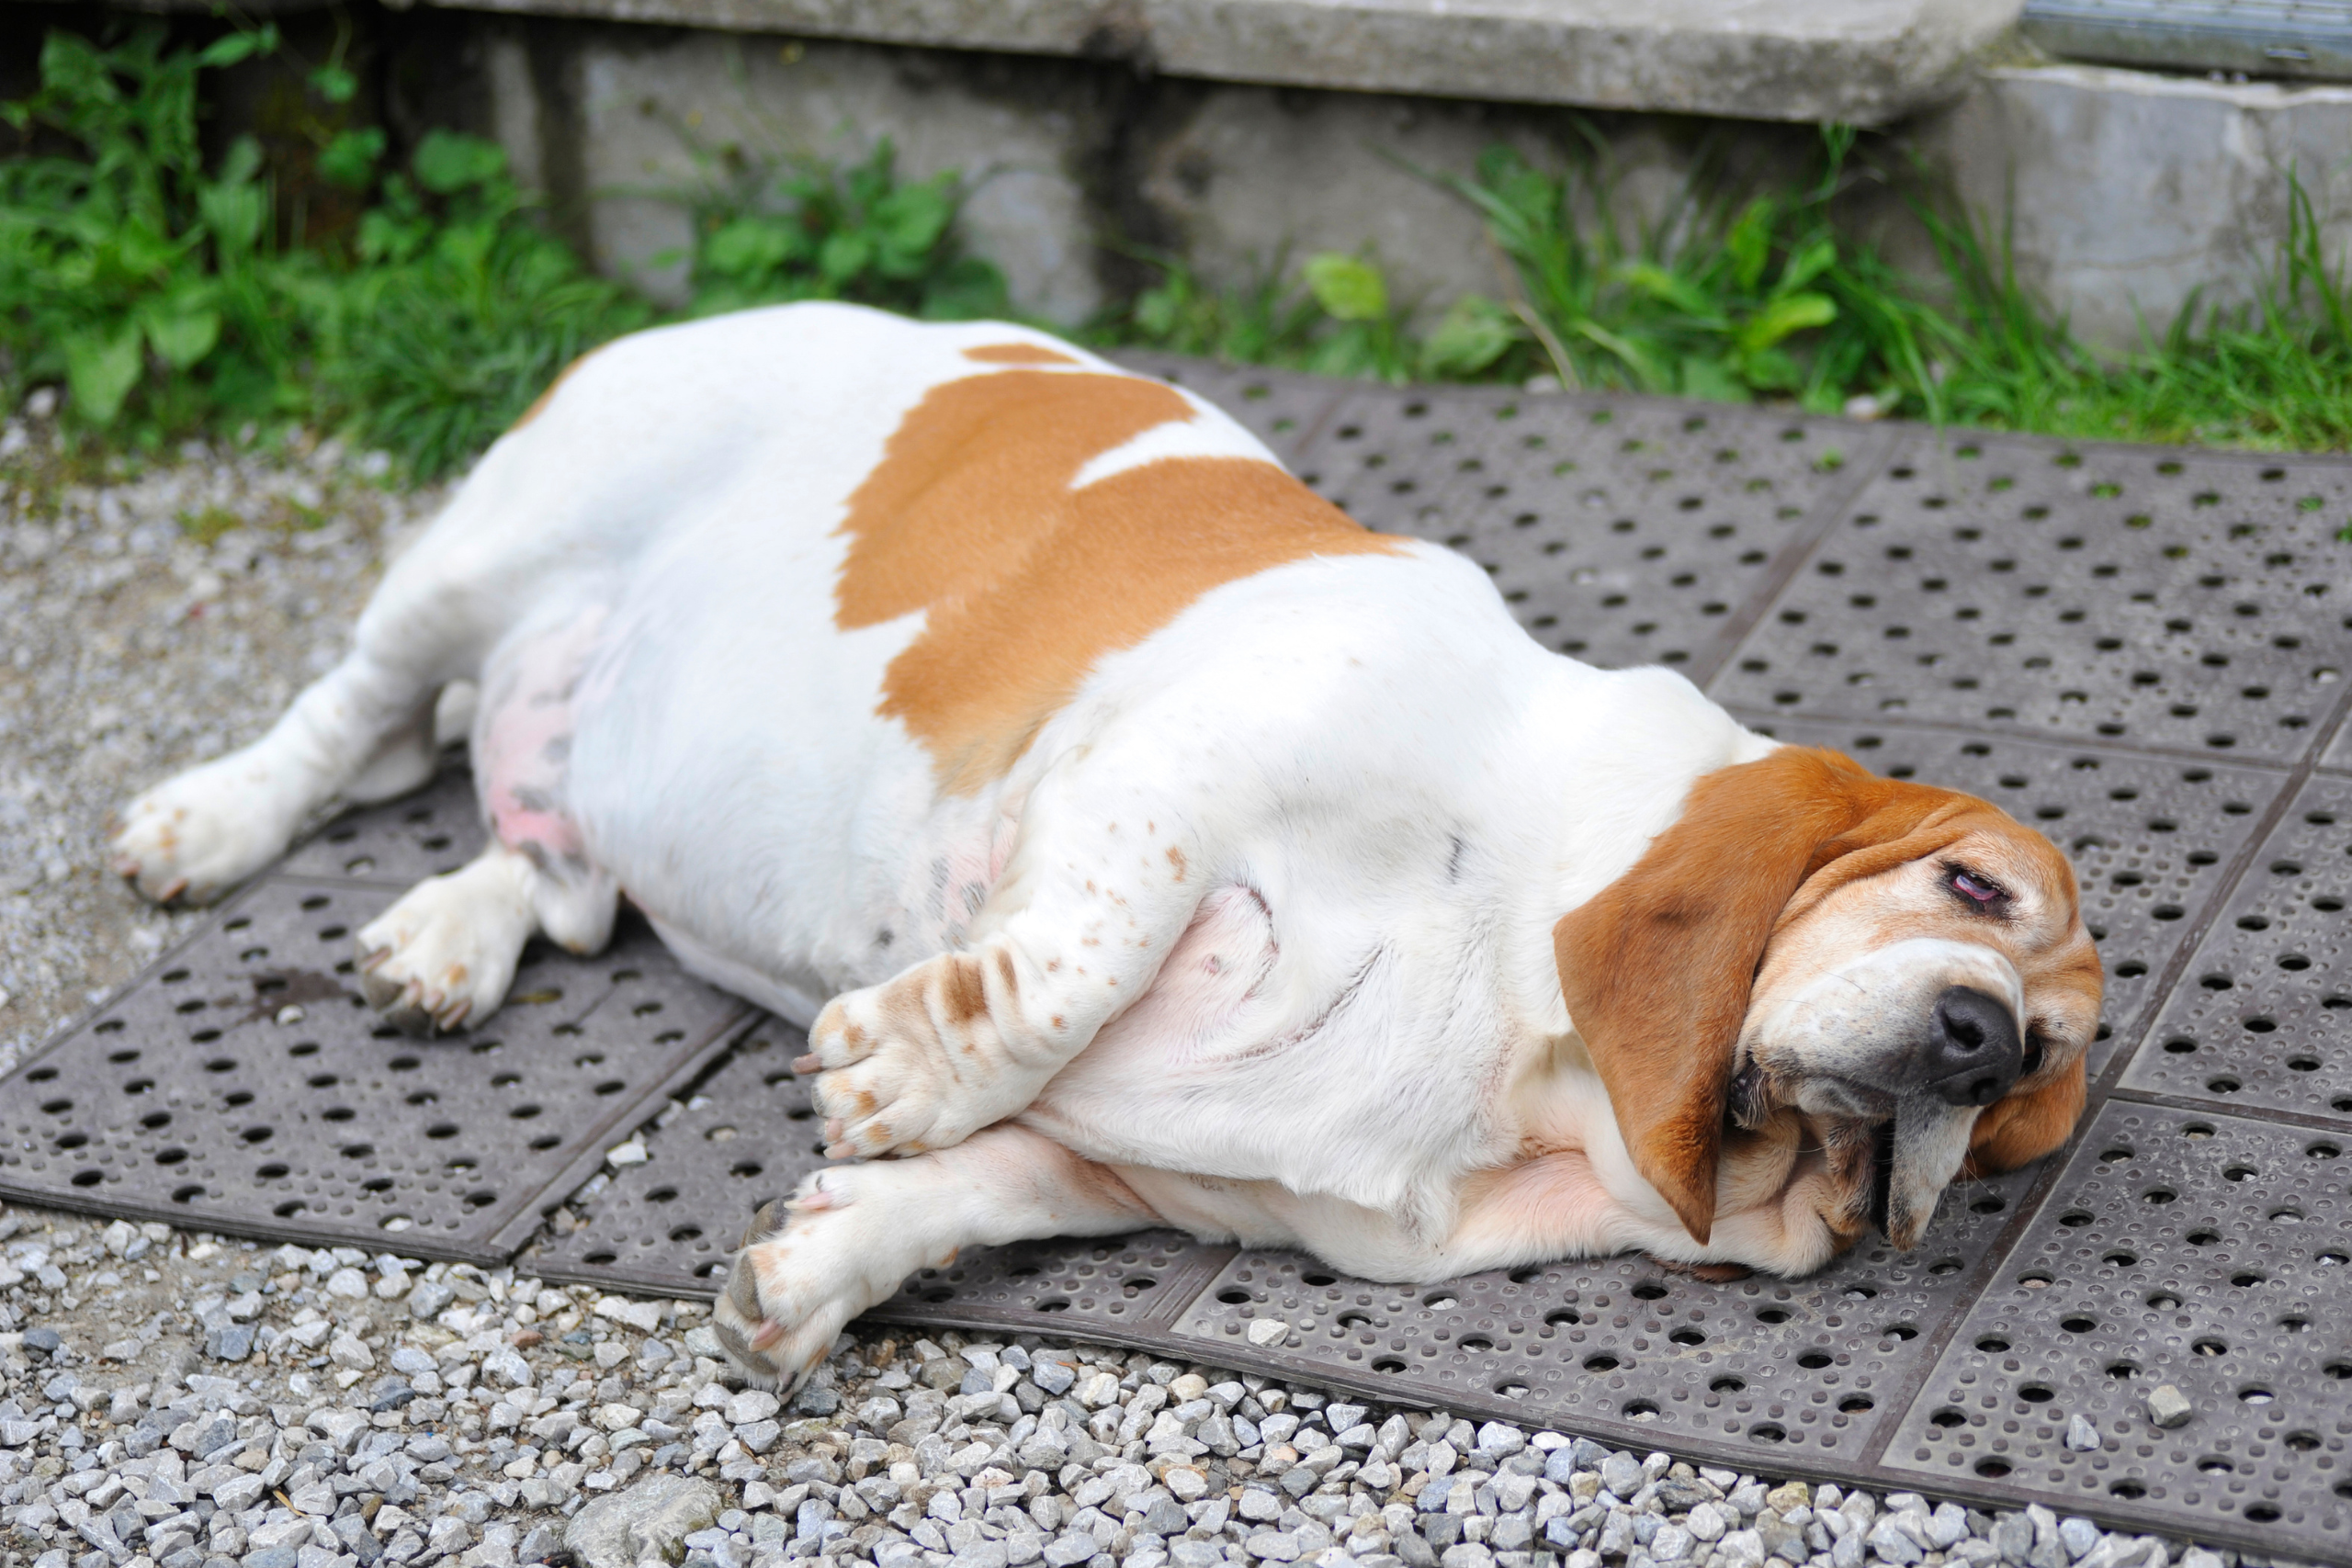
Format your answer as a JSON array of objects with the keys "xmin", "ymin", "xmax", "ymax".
[
  {"xmin": 1019, "ymin": 888, "xmax": 1515, "ymax": 1222},
  {"xmin": 536, "ymin": 504, "xmax": 1013, "ymax": 1016}
]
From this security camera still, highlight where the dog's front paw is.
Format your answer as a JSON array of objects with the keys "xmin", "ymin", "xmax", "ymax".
[
  {"xmin": 354, "ymin": 865, "xmax": 532, "ymax": 1034},
  {"xmin": 711, "ymin": 1170, "xmax": 909, "ymax": 1392},
  {"xmin": 797, "ymin": 995, "xmax": 963, "ymax": 1160},
  {"xmin": 797, "ymin": 955, "xmax": 1037, "ymax": 1159},
  {"xmin": 108, "ymin": 754, "xmax": 289, "ymax": 905}
]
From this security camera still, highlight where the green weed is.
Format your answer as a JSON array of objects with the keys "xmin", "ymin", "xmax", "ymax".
[
  {"xmin": 1918, "ymin": 175, "xmax": 2352, "ymax": 451},
  {"xmin": 1350, "ymin": 130, "xmax": 1941, "ymax": 413},
  {"xmin": 175, "ymin": 501, "xmax": 243, "ymax": 543},
  {"xmin": 0, "ymin": 21, "xmax": 645, "ymax": 478},
  {"xmin": 1102, "ymin": 247, "xmax": 1421, "ymax": 381},
  {"xmin": 303, "ymin": 129, "xmax": 651, "ymax": 479},
  {"xmin": 0, "ymin": 24, "xmax": 296, "ymax": 436},
  {"xmin": 9, "ymin": 22, "xmax": 2352, "ymax": 490},
  {"xmin": 672, "ymin": 138, "xmax": 1006, "ymax": 321}
]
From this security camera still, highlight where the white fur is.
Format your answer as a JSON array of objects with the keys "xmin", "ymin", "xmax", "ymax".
[{"xmin": 111, "ymin": 303, "xmax": 1884, "ymax": 1383}]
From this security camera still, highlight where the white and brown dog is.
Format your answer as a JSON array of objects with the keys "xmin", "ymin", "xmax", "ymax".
[{"xmin": 108, "ymin": 303, "xmax": 2101, "ymax": 1390}]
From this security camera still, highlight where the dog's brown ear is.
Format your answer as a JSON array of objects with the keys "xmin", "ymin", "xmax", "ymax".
[{"xmin": 1553, "ymin": 747, "xmax": 1981, "ymax": 1245}]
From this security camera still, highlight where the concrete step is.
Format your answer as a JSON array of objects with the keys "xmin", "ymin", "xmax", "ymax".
[{"xmin": 419, "ymin": 0, "xmax": 2024, "ymax": 125}]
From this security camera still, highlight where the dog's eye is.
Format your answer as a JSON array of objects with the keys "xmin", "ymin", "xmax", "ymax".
[{"xmin": 1950, "ymin": 868, "xmax": 2007, "ymax": 908}]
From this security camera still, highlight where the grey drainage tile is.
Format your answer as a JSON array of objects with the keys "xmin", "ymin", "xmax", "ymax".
[
  {"xmin": 527, "ymin": 1025, "xmax": 826, "ymax": 1293},
  {"xmin": 867, "ymin": 1234, "xmax": 1239, "ymax": 1344},
  {"xmin": 1286, "ymin": 387, "xmax": 1893, "ymax": 679},
  {"xmin": 2121, "ymin": 776, "xmax": 2352, "ymax": 1125},
  {"xmin": 0, "ymin": 791, "xmax": 750, "ymax": 1261},
  {"xmin": 1107, "ymin": 354, "xmax": 1341, "ymax": 468},
  {"xmin": 1733, "ymin": 716, "xmax": 2290, "ymax": 1076},
  {"xmin": 1163, "ymin": 1162, "xmax": 2040, "ymax": 1461},
  {"xmin": 276, "ymin": 765, "xmax": 485, "ymax": 887},
  {"xmin": 1875, "ymin": 1100, "xmax": 2350, "ymax": 1557},
  {"xmin": 1711, "ymin": 431, "xmax": 2352, "ymax": 762},
  {"xmin": 2324, "ymin": 717, "xmax": 2352, "ymax": 775},
  {"xmin": 527, "ymin": 1024, "xmax": 1245, "ymax": 1336}
]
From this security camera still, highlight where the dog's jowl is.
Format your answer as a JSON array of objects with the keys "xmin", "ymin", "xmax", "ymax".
[{"xmin": 107, "ymin": 304, "xmax": 2099, "ymax": 1390}]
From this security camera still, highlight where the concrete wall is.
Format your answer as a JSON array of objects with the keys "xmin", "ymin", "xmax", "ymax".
[
  {"xmin": 464, "ymin": 17, "xmax": 2352, "ymax": 355},
  {"xmin": 1910, "ymin": 65, "xmax": 2352, "ymax": 350},
  {"xmin": 464, "ymin": 17, "xmax": 1825, "ymax": 326}
]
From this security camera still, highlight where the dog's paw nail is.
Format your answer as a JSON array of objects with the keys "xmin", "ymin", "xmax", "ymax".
[
  {"xmin": 156, "ymin": 878, "xmax": 187, "ymax": 903},
  {"xmin": 749, "ymin": 1319, "xmax": 786, "ymax": 1352},
  {"xmin": 792, "ymin": 1054, "xmax": 820, "ymax": 1074}
]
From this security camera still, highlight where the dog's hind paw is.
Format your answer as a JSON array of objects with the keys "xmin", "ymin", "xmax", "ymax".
[{"xmin": 711, "ymin": 1169, "xmax": 909, "ymax": 1393}]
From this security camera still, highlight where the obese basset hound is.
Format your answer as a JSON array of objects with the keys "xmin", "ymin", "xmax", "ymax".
[{"xmin": 108, "ymin": 303, "xmax": 2101, "ymax": 1390}]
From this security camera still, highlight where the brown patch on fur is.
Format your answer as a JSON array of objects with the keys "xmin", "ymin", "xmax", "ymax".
[
  {"xmin": 993, "ymin": 947, "xmax": 1020, "ymax": 998},
  {"xmin": 836, "ymin": 368, "xmax": 1400, "ymax": 792},
  {"xmin": 963, "ymin": 343, "xmax": 1080, "ymax": 366},
  {"xmin": 937, "ymin": 953, "xmax": 990, "ymax": 1028},
  {"xmin": 1555, "ymin": 746, "xmax": 2076, "ymax": 1246},
  {"xmin": 509, "ymin": 348, "xmax": 600, "ymax": 433},
  {"xmin": 1166, "ymin": 845, "xmax": 1187, "ymax": 881}
]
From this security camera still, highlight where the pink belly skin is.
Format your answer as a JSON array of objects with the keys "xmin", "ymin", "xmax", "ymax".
[{"xmin": 477, "ymin": 607, "xmax": 606, "ymax": 871}]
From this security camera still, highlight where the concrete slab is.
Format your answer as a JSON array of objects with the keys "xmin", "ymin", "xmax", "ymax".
[
  {"xmin": 424, "ymin": 0, "xmax": 2024, "ymax": 125},
  {"xmin": 1914, "ymin": 63, "xmax": 2352, "ymax": 349}
]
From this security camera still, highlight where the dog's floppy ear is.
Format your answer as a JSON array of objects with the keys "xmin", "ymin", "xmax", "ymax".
[{"xmin": 1553, "ymin": 747, "xmax": 1978, "ymax": 1245}]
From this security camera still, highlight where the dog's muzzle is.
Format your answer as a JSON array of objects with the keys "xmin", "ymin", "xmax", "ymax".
[{"xmin": 1923, "ymin": 985, "xmax": 2023, "ymax": 1107}]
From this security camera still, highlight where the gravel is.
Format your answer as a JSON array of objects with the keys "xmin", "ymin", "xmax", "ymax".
[
  {"xmin": 0, "ymin": 405, "xmax": 446, "ymax": 1069},
  {"xmin": 0, "ymin": 406, "xmax": 2296, "ymax": 1568}
]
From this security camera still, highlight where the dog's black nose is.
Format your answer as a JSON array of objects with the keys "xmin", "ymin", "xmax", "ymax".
[{"xmin": 1926, "ymin": 986, "xmax": 2024, "ymax": 1107}]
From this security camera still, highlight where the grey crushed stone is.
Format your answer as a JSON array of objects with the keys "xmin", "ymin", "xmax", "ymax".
[
  {"xmin": 567, "ymin": 1472, "xmax": 719, "ymax": 1568},
  {"xmin": 0, "ymin": 409, "xmax": 2289, "ymax": 1568},
  {"xmin": 0, "ymin": 409, "xmax": 446, "ymax": 1069}
]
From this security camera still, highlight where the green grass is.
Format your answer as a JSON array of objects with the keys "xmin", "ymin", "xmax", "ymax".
[
  {"xmin": 1110, "ymin": 128, "xmax": 2352, "ymax": 466},
  {"xmin": 1915, "ymin": 184, "xmax": 2352, "ymax": 453},
  {"xmin": 7, "ymin": 23, "xmax": 2352, "ymax": 498},
  {"xmin": 0, "ymin": 23, "xmax": 1001, "ymax": 479}
]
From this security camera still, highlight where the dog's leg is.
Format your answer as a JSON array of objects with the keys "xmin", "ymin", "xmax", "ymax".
[
  {"xmin": 714, "ymin": 1125, "xmax": 1159, "ymax": 1390},
  {"xmin": 354, "ymin": 839, "xmax": 616, "ymax": 1034},
  {"xmin": 343, "ymin": 702, "xmax": 441, "ymax": 807},
  {"xmin": 1107, "ymin": 1134, "xmax": 1853, "ymax": 1286},
  {"xmin": 799, "ymin": 754, "xmax": 1212, "ymax": 1161},
  {"xmin": 107, "ymin": 500, "xmax": 516, "ymax": 904},
  {"xmin": 109, "ymin": 645, "xmax": 442, "ymax": 904}
]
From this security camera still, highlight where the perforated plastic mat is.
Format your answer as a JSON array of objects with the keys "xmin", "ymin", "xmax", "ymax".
[
  {"xmin": 2120, "ymin": 776, "xmax": 2352, "ymax": 1124},
  {"xmin": 18, "ymin": 366, "xmax": 2352, "ymax": 1556},
  {"xmin": 1, "ymin": 769, "xmax": 753, "ymax": 1262},
  {"xmin": 1705, "ymin": 434, "xmax": 2352, "ymax": 763}
]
